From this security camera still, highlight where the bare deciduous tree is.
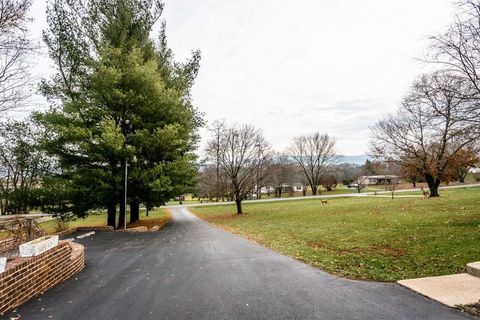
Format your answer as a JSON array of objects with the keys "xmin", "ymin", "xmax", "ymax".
[
  {"xmin": 321, "ymin": 174, "xmax": 337, "ymax": 191},
  {"xmin": 0, "ymin": 120, "xmax": 50, "ymax": 214},
  {"xmin": 252, "ymin": 144, "xmax": 273, "ymax": 199},
  {"xmin": 370, "ymin": 72, "xmax": 480, "ymax": 197},
  {"xmin": 269, "ymin": 153, "xmax": 296, "ymax": 198},
  {"xmin": 209, "ymin": 123, "xmax": 271, "ymax": 214},
  {"xmin": 426, "ymin": 0, "xmax": 480, "ymax": 128},
  {"xmin": 196, "ymin": 165, "xmax": 222, "ymax": 201},
  {"xmin": 288, "ymin": 132, "xmax": 337, "ymax": 196},
  {"xmin": 205, "ymin": 119, "xmax": 228, "ymax": 201},
  {"xmin": 427, "ymin": 1, "xmax": 480, "ymax": 95},
  {"xmin": 353, "ymin": 175, "xmax": 368, "ymax": 194},
  {"xmin": 0, "ymin": 0, "xmax": 33, "ymax": 113}
]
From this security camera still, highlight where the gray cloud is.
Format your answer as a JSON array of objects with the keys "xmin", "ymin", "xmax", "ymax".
[{"xmin": 18, "ymin": 0, "xmax": 455, "ymax": 155}]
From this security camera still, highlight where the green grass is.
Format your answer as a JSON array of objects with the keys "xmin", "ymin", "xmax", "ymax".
[
  {"xmin": 39, "ymin": 208, "xmax": 170, "ymax": 234},
  {"xmin": 166, "ymin": 199, "xmax": 210, "ymax": 206},
  {"xmin": 191, "ymin": 186, "xmax": 480, "ymax": 281},
  {"xmin": 466, "ymin": 172, "xmax": 480, "ymax": 183},
  {"xmin": 0, "ymin": 208, "xmax": 171, "ymax": 239},
  {"xmin": 259, "ymin": 187, "xmax": 380, "ymax": 198},
  {"xmin": 166, "ymin": 187, "xmax": 379, "ymax": 205}
]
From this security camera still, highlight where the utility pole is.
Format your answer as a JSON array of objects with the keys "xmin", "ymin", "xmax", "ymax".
[
  {"xmin": 124, "ymin": 158, "xmax": 128, "ymax": 230},
  {"xmin": 120, "ymin": 118, "xmax": 132, "ymax": 230}
]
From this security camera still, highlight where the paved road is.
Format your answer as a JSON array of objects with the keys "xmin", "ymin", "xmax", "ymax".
[{"xmin": 3, "ymin": 208, "xmax": 472, "ymax": 320}]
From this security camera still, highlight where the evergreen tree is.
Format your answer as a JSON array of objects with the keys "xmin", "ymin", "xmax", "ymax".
[{"xmin": 37, "ymin": 0, "xmax": 202, "ymax": 227}]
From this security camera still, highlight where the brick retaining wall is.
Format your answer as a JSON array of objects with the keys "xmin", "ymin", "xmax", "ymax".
[
  {"xmin": 0, "ymin": 241, "xmax": 85, "ymax": 315},
  {"xmin": 0, "ymin": 238, "xmax": 16, "ymax": 253}
]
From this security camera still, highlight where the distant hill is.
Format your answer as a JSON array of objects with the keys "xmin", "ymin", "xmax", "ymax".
[{"xmin": 337, "ymin": 155, "xmax": 370, "ymax": 165}]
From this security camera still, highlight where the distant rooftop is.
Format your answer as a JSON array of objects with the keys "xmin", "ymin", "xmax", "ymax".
[{"xmin": 361, "ymin": 175, "xmax": 399, "ymax": 179}]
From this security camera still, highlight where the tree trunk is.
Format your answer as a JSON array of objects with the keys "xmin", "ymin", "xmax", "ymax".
[
  {"xmin": 235, "ymin": 199, "xmax": 243, "ymax": 214},
  {"xmin": 118, "ymin": 200, "xmax": 126, "ymax": 229},
  {"xmin": 425, "ymin": 174, "xmax": 441, "ymax": 197},
  {"xmin": 130, "ymin": 200, "xmax": 140, "ymax": 223},
  {"xmin": 458, "ymin": 169, "xmax": 468, "ymax": 183},
  {"xmin": 311, "ymin": 185, "xmax": 317, "ymax": 196},
  {"xmin": 412, "ymin": 181, "xmax": 416, "ymax": 188},
  {"xmin": 107, "ymin": 202, "xmax": 116, "ymax": 228}
]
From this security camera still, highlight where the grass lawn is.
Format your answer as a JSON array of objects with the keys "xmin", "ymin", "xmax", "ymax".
[
  {"xmin": 166, "ymin": 187, "xmax": 379, "ymax": 205},
  {"xmin": 466, "ymin": 172, "xmax": 480, "ymax": 182},
  {"xmin": 166, "ymin": 199, "xmax": 210, "ymax": 206},
  {"xmin": 191, "ymin": 186, "xmax": 480, "ymax": 281},
  {"xmin": 39, "ymin": 208, "xmax": 171, "ymax": 234},
  {"xmin": 259, "ymin": 187, "xmax": 381, "ymax": 198}
]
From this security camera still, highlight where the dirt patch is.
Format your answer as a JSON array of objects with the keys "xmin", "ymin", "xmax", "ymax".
[
  {"xmin": 307, "ymin": 241, "xmax": 406, "ymax": 257},
  {"xmin": 126, "ymin": 211, "xmax": 171, "ymax": 230},
  {"xmin": 203, "ymin": 213, "xmax": 249, "ymax": 223},
  {"xmin": 117, "ymin": 226, "xmax": 148, "ymax": 232}
]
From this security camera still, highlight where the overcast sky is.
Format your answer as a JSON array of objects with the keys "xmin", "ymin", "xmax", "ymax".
[{"xmin": 23, "ymin": 0, "xmax": 456, "ymax": 155}]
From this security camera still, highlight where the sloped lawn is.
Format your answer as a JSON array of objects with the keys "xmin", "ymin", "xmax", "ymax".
[{"xmin": 191, "ymin": 187, "xmax": 480, "ymax": 281}]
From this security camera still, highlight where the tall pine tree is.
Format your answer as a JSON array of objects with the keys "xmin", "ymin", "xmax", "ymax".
[{"xmin": 37, "ymin": 0, "xmax": 202, "ymax": 228}]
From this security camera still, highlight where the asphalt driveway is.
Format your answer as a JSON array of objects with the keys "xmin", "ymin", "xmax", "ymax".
[{"xmin": 2, "ymin": 207, "xmax": 472, "ymax": 320}]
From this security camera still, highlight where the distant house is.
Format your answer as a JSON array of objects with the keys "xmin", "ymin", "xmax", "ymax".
[
  {"xmin": 292, "ymin": 183, "xmax": 304, "ymax": 192},
  {"xmin": 470, "ymin": 167, "xmax": 480, "ymax": 173},
  {"xmin": 260, "ymin": 183, "xmax": 304, "ymax": 194},
  {"xmin": 358, "ymin": 175, "xmax": 400, "ymax": 185},
  {"xmin": 174, "ymin": 195, "xmax": 185, "ymax": 201},
  {"xmin": 260, "ymin": 186, "xmax": 275, "ymax": 194}
]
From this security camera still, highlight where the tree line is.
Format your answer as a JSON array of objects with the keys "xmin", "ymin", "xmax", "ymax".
[
  {"xmin": 200, "ymin": 115, "xmax": 479, "ymax": 214},
  {"xmin": 201, "ymin": 120, "xmax": 356, "ymax": 214},
  {"xmin": 1, "ymin": 0, "xmax": 480, "ymax": 221}
]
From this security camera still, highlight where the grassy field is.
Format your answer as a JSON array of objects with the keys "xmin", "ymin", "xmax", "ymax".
[
  {"xmin": 0, "ymin": 208, "xmax": 170, "ymax": 240},
  {"xmin": 191, "ymin": 186, "xmax": 480, "ymax": 281},
  {"xmin": 166, "ymin": 187, "xmax": 380, "ymax": 206},
  {"xmin": 39, "ymin": 208, "xmax": 171, "ymax": 234},
  {"xmin": 166, "ymin": 199, "xmax": 207, "ymax": 206},
  {"xmin": 259, "ymin": 187, "xmax": 381, "ymax": 198}
]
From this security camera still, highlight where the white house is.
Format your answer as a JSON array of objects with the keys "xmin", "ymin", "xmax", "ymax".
[
  {"xmin": 358, "ymin": 175, "xmax": 400, "ymax": 186},
  {"xmin": 259, "ymin": 183, "xmax": 304, "ymax": 194}
]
